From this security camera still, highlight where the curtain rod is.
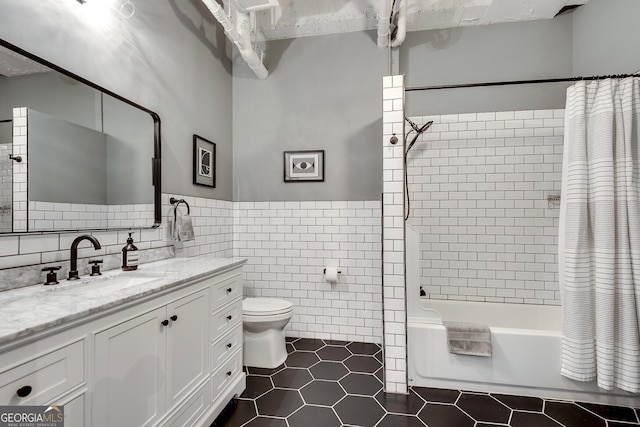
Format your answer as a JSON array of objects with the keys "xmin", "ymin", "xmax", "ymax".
[{"xmin": 405, "ymin": 73, "xmax": 639, "ymax": 92}]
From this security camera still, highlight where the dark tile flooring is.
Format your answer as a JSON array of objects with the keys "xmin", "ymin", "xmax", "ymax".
[{"xmin": 213, "ymin": 338, "xmax": 640, "ymax": 427}]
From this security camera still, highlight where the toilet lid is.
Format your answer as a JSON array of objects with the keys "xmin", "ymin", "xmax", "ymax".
[{"xmin": 243, "ymin": 297, "xmax": 293, "ymax": 316}]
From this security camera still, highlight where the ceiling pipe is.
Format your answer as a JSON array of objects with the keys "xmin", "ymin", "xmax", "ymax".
[
  {"xmin": 390, "ymin": 0, "xmax": 407, "ymax": 48},
  {"xmin": 201, "ymin": 0, "xmax": 268, "ymax": 80},
  {"xmin": 235, "ymin": 10, "xmax": 268, "ymax": 80},
  {"xmin": 377, "ymin": 0, "xmax": 393, "ymax": 48}
]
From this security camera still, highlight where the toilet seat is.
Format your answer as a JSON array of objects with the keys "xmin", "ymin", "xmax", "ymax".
[{"xmin": 243, "ymin": 297, "xmax": 293, "ymax": 316}]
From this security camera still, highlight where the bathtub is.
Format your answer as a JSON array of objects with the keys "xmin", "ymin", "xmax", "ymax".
[{"xmin": 407, "ymin": 298, "xmax": 638, "ymax": 406}]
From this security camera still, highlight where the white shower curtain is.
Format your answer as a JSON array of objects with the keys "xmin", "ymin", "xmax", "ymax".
[{"xmin": 559, "ymin": 77, "xmax": 640, "ymax": 393}]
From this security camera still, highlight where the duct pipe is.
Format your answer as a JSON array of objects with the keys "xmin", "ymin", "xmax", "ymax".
[
  {"xmin": 201, "ymin": 0, "xmax": 268, "ymax": 80},
  {"xmin": 235, "ymin": 11, "xmax": 268, "ymax": 80},
  {"xmin": 377, "ymin": 0, "xmax": 392, "ymax": 48},
  {"xmin": 390, "ymin": 0, "xmax": 406, "ymax": 47}
]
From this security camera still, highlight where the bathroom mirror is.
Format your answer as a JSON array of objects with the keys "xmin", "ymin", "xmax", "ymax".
[{"xmin": 0, "ymin": 39, "xmax": 161, "ymax": 234}]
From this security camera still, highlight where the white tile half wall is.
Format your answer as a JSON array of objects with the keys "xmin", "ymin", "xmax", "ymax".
[
  {"xmin": 0, "ymin": 193, "xmax": 234, "ymax": 291},
  {"xmin": 233, "ymin": 200, "xmax": 383, "ymax": 344},
  {"xmin": 382, "ymin": 75, "xmax": 408, "ymax": 394},
  {"xmin": 164, "ymin": 194, "xmax": 234, "ymax": 258}
]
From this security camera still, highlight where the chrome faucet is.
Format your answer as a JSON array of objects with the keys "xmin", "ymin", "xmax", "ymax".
[{"xmin": 68, "ymin": 235, "xmax": 102, "ymax": 280}]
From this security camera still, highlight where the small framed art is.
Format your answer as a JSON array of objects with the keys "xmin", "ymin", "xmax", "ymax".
[
  {"xmin": 193, "ymin": 134, "xmax": 216, "ymax": 187},
  {"xmin": 283, "ymin": 150, "xmax": 325, "ymax": 182}
]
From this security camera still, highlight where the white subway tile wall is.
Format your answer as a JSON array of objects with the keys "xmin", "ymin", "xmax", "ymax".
[
  {"xmin": 165, "ymin": 194, "xmax": 234, "ymax": 258},
  {"xmin": 382, "ymin": 75, "xmax": 407, "ymax": 394},
  {"xmin": 0, "ymin": 143, "xmax": 11, "ymax": 232},
  {"xmin": 12, "ymin": 108, "xmax": 27, "ymax": 232},
  {"xmin": 0, "ymin": 194, "xmax": 233, "ymax": 290},
  {"xmin": 405, "ymin": 109, "xmax": 563, "ymax": 305},
  {"xmin": 27, "ymin": 201, "xmax": 154, "ymax": 231},
  {"xmin": 233, "ymin": 200, "xmax": 382, "ymax": 344}
]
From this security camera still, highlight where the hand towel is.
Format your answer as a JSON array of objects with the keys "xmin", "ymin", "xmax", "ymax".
[
  {"xmin": 443, "ymin": 321, "xmax": 492, "ymax": 357},
  {"xmin": 172, "ymin": 209, "xmax": 195, "ymax": 242}
]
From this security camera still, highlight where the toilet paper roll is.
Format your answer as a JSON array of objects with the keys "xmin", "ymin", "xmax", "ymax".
[{"xmin": 325, "ymin": 266, "xmax": 340, "ymax": 284}]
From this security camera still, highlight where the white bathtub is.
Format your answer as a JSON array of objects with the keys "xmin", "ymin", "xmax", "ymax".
[{"xmin": 407, "ymin": 298, "xmax": 638, "ymax": 406}]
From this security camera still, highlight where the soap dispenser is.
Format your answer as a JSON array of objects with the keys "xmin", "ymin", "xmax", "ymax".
[{"xmin": 122, "ymin": 232, "xmax": 139, "ymax": 271}]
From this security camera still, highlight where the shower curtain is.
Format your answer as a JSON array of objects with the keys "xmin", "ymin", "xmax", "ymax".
[{"xmin": 559, "ymin": 77, "xmax": 640, "ymax": 393}]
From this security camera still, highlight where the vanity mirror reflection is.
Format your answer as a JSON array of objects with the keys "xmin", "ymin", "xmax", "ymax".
[{"xmin": 0, "ymin": 39, "xmax": 161, "ymax": 234}]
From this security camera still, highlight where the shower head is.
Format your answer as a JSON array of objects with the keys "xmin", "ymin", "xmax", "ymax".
[
  {"xmin": 418, "ymin": 121, "xmax": 433, "ymax": 133},
  {"xmin": 406, "ymin": 120, "xmax": 434, "ymax": 153},
  {"xmin": 405, "ymin": 118, "xmax": 434, "ymax": 134}
]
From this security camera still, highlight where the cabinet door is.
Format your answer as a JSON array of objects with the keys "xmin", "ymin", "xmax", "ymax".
[
  {"xmin": 165, "ymin": 289, "xmax": 208, "ymax": 410},
  {"xmin": 60, "ymin": 393, "xmax": 85, "ymax": 427},
  {"xmin": 93, "ymin": 307, "xmax": 166, "ymax": 427}
]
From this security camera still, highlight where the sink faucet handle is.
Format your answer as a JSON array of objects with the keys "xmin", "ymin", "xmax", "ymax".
[
  {"xmin": 41, "ymin": 266, "xmax": 62, "ymax": 286},
  {"xmin": 89, "ymin": 259, "xmax": 103, "ymax": 276}
]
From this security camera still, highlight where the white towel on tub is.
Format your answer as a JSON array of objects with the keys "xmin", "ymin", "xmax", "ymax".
[{"xmin": 443, "ymin": 321, "xmax": 492, "ymax": 357}]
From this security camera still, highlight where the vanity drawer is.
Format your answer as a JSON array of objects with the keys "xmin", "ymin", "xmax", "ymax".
[
  {"xmin": 211, "ymin": 301, "xmax": 242, "ymax": 342},
  {"xmin": 211, "ymin": 325, "xmax": 243, "ymax": 368},
  {"xmin": 211, "ymin": 275, "xmax": 241, "ymax": 310},
  {"xmin": 0, "ymin": 340, "xmax": 84, "ymax": 405},
  {"xmin": 211, "ymin": 350, "xmax": 242, "ymax": 399}
]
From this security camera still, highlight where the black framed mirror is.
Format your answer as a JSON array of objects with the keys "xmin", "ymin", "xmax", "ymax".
[{"xmin": 0, "ymin": 39, "xmax": 161, "ymax": 234}]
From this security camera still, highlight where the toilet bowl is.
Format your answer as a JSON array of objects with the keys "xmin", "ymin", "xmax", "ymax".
[{"xmin": 242, "ymin": 297, "xmax": 293, "ymax": 369}]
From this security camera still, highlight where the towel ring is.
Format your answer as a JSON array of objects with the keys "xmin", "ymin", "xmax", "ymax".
[
  {"xmin": 170, "ymin": 197, "xmax": 190, "ymax": 214},
  {"xmin": 170, "ymin": 197, "xmax": 191, "ymax": 224}
]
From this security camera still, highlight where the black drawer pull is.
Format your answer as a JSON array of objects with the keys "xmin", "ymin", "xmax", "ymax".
[
  {"xmin": 16, "ymin": 385, "xmax": 32, "ymax": 397},
  {"xmin": 161, "ymin": 319, "xmax": 169, "ymax": 326},
  {"xmin": 226, "ymin": 371, "xmax": 232, "ymax": 376},
  {"xmin": 226, "ymin": 343, "xmax": 233, "ymax": 348},
  {"xmin": 226, "ymin": 287, "xmax": 233, "ymax": 293},
  {"xmin": 170, "ymin": 315, "xmax": 178, "ymax": 321},
  {"xmin": 226, "ymin": 315, "xmax": 232, "ymax": 320}
]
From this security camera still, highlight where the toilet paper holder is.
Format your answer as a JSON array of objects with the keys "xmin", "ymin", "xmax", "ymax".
[{"xmin": 323, "ymin": 268, "xmax": 342, "ymax": 274}]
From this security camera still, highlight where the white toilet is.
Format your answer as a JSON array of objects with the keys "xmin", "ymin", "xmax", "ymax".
[{"xmin": 242, "ymin": 297, "xmax": 293, "ymax": 369}]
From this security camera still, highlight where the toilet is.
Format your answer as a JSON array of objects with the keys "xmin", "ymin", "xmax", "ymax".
[{"xmin": 242, "ymin": 297, "xmax": 294, "ymax": 369}]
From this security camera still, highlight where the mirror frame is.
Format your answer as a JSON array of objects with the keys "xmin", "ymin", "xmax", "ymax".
[{"xmin": 0, "ymin": 39, "xmax": 162, "ymax": 231}]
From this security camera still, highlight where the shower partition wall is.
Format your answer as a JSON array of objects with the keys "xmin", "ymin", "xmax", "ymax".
[{"xmin": 0, "ymin": 120, "xmax": 12, "ymax": 233}]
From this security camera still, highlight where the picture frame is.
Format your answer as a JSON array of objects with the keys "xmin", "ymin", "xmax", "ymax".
[
  {"xmin": 193, "ymin": 134, "xmax": 216, "ymax": 188},
  {"xmin": 283, "ymin": 150, "xmax": 325, "ymax": 182}
]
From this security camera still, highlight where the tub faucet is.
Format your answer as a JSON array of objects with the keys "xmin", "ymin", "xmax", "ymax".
[{"xmin": 68, "ymin": 235, "xmax": 102, "ymax": 280}]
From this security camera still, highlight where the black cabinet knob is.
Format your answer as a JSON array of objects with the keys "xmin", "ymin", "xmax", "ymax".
[
  {"xmin": 16, "ymin": 385, "xmax": 32, "ymax": 397},
  {"xmin": 161, "ymin": 319, "xmax": 169, "ymax": 326},
  {"xmin": 170, "ymin": 315, "xmax": 178, "ymax": 321},
  {"xmin": 226, "ymin": 343, "xmax": 233, "ymax": 348},
  {"xmin": 226, "ymin": 288, "xmax": 232, "ymax": 293},
  {"xmin": 226, "ymin": 371, "xmax": 232, "ymax": 376},
  {"xmin": 226, "ymin": 315, "xmax": 232, "ymax": 320}
]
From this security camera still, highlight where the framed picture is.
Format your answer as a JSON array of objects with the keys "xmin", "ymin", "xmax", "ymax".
[
  {"xmin": 283, "ymin": 150, "xmax": 325, "ymax": 182},
  {"xmin": 193, "ymin": 134, "xmax": 216, "ymax": 187}
]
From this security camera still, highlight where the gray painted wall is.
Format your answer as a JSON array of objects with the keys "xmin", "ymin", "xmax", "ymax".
[
  {"xmin": 232, "ymin": 18, "xmax": 576, "ymax": 201},
  {"xmin": 0, "ymin": 72, "xmax": 100, "ymax": 128},
  {"xmin": 103, "ymin": 95, "xmax": 154, "ymax": 204},
  {"xmin": 0, "ymin": 0, "xmax": 234, "ymax": 201},
  {"xmin": 572, "ymin": 0, "xmax": 640, "ymax": 75},
  {"xmin": 232, "ymin": 31, "xmax": 388, "ymax": 202},
  {"xmin": 400, "ymin": 14, "xmax": 575, "ymax": 115},
  {"xmin": 29, "ymin": 110, "xmax": 108, "ymax": 204}
]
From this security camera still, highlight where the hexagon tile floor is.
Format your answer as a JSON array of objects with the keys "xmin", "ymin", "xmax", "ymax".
[{"xmin": 212, "ymin": 337, "xmax": 640, "ymax": 427}]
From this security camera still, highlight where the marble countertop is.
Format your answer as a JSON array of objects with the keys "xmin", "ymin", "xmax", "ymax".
[{"xmin": 0, "ymin": 256, "xmax": 246, "ymax": 346}]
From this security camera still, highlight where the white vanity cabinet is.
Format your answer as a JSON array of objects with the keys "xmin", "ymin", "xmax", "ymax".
[
  {"xmin": 92, "ymin": 288, "xmax": 209, "ymax": 427},
  {"xmin": 0, "ymin": 335, "xmax": 86, "ymax": 424},
  {"xmin": 0, "ymin": 259, "xmax": 246, "ymax": 427}
]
